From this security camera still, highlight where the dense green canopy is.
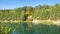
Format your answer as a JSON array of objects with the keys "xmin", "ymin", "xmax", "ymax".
[{"xmin": 0, "ymin": 4, "xmax": 60, "ymax": 21}]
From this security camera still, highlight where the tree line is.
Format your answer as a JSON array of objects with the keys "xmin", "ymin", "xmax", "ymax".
[{"xmin": 0, "ymin": 4, "xmax": 60, "ymax": 21}]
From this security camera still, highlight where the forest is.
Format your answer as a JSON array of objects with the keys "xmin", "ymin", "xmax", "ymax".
[{"xmin": 0, "ymin": 4, "xmax": 60, "ymax": 21}]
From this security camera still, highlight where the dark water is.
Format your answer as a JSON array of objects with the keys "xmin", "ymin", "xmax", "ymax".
[{"xmin": 0, "ymin": 22, "xmax": 60, "ymax": 34}]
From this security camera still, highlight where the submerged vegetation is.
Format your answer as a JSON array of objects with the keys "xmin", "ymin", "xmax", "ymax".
[
  {"xmin": 0, "ymin": 4, "xmax": 60, "ymax": 21},
  {"xmin": 0, "ymin": 22, "xmax": 60, "ymax": 34}
]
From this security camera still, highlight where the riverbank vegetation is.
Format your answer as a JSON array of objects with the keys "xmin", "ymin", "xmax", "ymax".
[
  {"xmin": 0, "ymin": 4, "xmax": 60, "ymax": 21},
  {"xmin": 0, "ymin": 4, "xmax": 60, "ymax": 34}
]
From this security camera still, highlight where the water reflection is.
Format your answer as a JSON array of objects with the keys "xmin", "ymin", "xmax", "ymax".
[{"xmin": 0, "ymin": 22, "xmax": 60, "ymax": 34}]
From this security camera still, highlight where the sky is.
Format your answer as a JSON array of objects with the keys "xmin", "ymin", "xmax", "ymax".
[{"xmin": 0, "ymin": 0, "xmax": 60, "ymax": 9}]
